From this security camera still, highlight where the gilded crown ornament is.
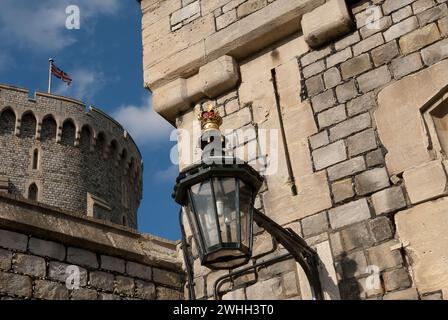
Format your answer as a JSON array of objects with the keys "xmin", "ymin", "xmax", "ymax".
[{"xmin": 198, "ymin": 103, "xmax": 223, "ymax": 132}]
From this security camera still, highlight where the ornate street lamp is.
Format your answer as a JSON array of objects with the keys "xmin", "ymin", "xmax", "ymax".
[{"xmin": 173, "ymin": 106, "xmax": 323, "ymax": 300}]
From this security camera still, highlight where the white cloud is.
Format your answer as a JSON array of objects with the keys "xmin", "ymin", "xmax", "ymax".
[
  {"xmin": 113, "ymin": 97, "xmax": 174, "ymax": 146},
  {"xmin": 54, "ymin": 68, "xmax": 107, "ymax": 101},
  {"xmin": 0, "ymin": 0, "xmax": 121, "ymax": 52}
]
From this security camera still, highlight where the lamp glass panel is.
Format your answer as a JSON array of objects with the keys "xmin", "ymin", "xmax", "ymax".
[
  {"xmin": 212, "ymin": 177, "xmax": 238, "ymax": 243},
  {"xmin": 239, "ymin": 179, "xmax": 253, "ymax": 248}
]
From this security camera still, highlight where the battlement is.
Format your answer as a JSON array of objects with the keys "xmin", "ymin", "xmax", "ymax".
[{"xmin": 0, "ymin": 83, "xmax": 143, "ymax": 229}]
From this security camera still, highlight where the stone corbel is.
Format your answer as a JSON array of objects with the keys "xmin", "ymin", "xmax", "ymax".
[
  {"xmin": 302, "ymin": 0, "xmax": 354, "ymax": 49},
  {"xmin": 152, "ymin": 55, "xmax": 240, "ymax": 122}
]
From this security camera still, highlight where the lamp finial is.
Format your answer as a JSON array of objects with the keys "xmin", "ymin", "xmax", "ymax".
[{"xmin": 198, "ymin": 103, "xmax": 223, "ymax": 132}]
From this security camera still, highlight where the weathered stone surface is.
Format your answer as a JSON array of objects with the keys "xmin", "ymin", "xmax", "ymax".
[
  {"xmin": 305, "ymin": 75, "xmax": 325, "ymax": 96},
  {"xmin": 90, "ymin": 271, "xmax": 114, "ymax": 291},
  {"xmin": 336, "ymin": 80, "xmax": 358, "ymax": 103},
  {"xmin": 328, "ymin": 198, "xmax": 371, "ymax": 229},
  {"xmin": 340, "ymin": 250, "xmax": 368, "ymax": 278},
  {"xmin": 395, "ymin": 196, "xmax": 448, "ymax": 298},
  {"xmin": 309, "ymin": 131, "xmax": 329, "ymax": 150},
  {"xmin": 328, "ymin": 157, "xmax": 366, "ymax": 181},
  {"xmin": 413, "ymin": 0, "xmax": 436, "ymax": 14},
  {"xmin": 371, "ymin": 187, "xmax": 407, "ymax": 215},
  {"xmin": 0, "ymin": 271, "xmax": 32, "ymax": 298},
  {"xmin": 34, "ymin": 280, "xmax": 69, "ymax": 300},
  {"xmin": 312, "ymin": 140, "xmax": 347, "ymax": 170},
  {"xmin": 383, "ymin": 288, "xmax": 419, "ymax": 300},
  {"xmin": 311, "ymin": 90, "xmax": 336, "ymax": 113},
  {"xmin": 135, "ymin": 280, "xmax": 156, "ymax": 300},
  {"xmin": 391, "ymin": 52, "xmax": 423, "ymax": 79},
  {"xmin": 371, "ymin": 41, "xmax": 399, "ymax": 66},
  {"xmin": 366, "ymin": 240, "xmax": 403, "ymax": 271},
  {"xmin": 126, "ymin": 261, "xmax": 152, "ymax": 281},
  {"xmin": 421, "ymin": 291, "xmax": 443, "ymax": 300},
  {"xmin": 216, "ymin": 9, "xmax": 237, "ymax": 30},
  {"xmin": 303, "ymin": 60, "xmax": 325, "ymax": 79},
  {"xmin": 417, "ymin": 4, "xmax": 448, "ymax": 26},
  {"xmin": 383, "ymin": 268, "xmax": 412, "ymax": 292},
  {"xmin": 157, "ymin": 286, "xmax": 184, "ymax": 300},
  {"xmin": 29, "ymin": 238, "xmax": 65, "ymax": 261},
  {"xmin": 341, "ymin": 54, "xmax": 372, "ymax": 79},
  {"xmin": 301, "ymin": 46, "xmax": 331, "ymax": 67},
  {"xmin": 246, "ymin": 275, "xmax": 294, "ymax": 300},
  {"xmin": 375, "ymin": 60, "xmax": 448, "ymax": 175},
  {"xmin": 347, "ymin": 129, "xmax": 377, "ymax": 157},
  {"xmin": 327, "ymin": 48, "xmax": 352, "ymax": 68},
  {"xmin": 302, "ymin": 0, "xmax": 353, "ymax": 48},
  {"xmin": 67, "ymin": 247, "xmax": 98, "ymax": 269},
  {"xmin": 353, "ymin": 33, "xmax": 384, "ymax": 56},
  {"xmin": 335, "ymin": 32, "xmax": 360, "ymax": 51},
  {"xmin": 115, "ymin": 275, "xmax": 135, "ymax": 296},
  {"xmin": 366, "ymin": 149, "xmax": 385, "ymax": 168},
  {"xmin": 368, "ymin": 217, "xmax": 394, "ymax": 243},
  {"xmin": 329, "ymin": 112, "xmax": 371, "ymax": 141},
  {"xmin": 399, "ymin": 23, "xmax": 440, "ymax": 54},
  {"xmin": 222, "ymin": 288, "xmax": 246, "ymax": 300},
  {"xmin": 324, "ymin": 68, "xmax": 342, "ymax": 89},
  {"xmin": 171, "ymin": 1, "xmax": 200, "ymax": 25},
  {"xmin": 360, "ymin": 16, "xmax": 392, "ymax": 39},
  {"xmin": 357, "ymin": 66, "xmax": 392, "ymax": 93},
  {"xmin": 0, "ymin": 248, "xmax": 12, "ymax": 271},
  {"xmin": 355, "ymin": 167, "xmax": 390, "ymax": 195},
  {"xmin": 340, "ymin": 222, "xmax": 373, "ymax": 251},
  {"xmin": 71, "ymin": 288, "xmax": 98, "ymax": 300},
  {"xmin": 317, "ymin": 105, "xmax": 347, "ymax": 128},
  {"xmin": 100, "ymin": 255, "xmax": 125, "ymax": 274},
  {"xmin": 421, "ymin": 38, "xmax": 448, "ymax": 66},
  {"xmin": 48, "ymin": 261, "xmax": 87, "ymax": 286},
  {"xmin": 347, "ymin": 92, "xmax": 376, "ymax": 116},
  {"xmin": 332, "ymin": 178, "xmax": 354, "ymax": 203},
  {"xmin": 301, "ymin": 212, "xmax": 328, "ymax": 237},
  {"xmin": 13, "ymin": 254, "xmax": 46, "ymax": 277},
  {"xmin": 403, "ymin": 160, "xmax": 447, "ymax": 204},
  {"xmin": 0, "ymin": 229, "xmax": 27, "ymax": 252},
  {"xmin": 383, "ymin": 17, "xmax": 418, "ymax": 42},
  {"xmin": 252, "ymin": 232, "xmax": 274, "ymax": 257},
  {"xmin": 392, "ymin": 6, "xmax": 413, "ymax": 23},
  {"xmin": 153, "ymin": 268, "xmax": 181, "ymax": 288}
]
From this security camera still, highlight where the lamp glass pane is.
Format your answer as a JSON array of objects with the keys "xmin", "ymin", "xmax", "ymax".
[
  {"xmin": 190, "ymin": 180, "xmax": 220, "ymax": 249},
  {"xmin": 239, "ymin": 179, "xmax": 253, "ymax": 248},
  {"xmin": 212, "ymin": 177, "xmax": 238, "ymax": 243}
]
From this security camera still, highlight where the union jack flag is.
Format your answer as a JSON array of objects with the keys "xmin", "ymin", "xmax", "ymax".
[{"xmin": 51, "ymin": 63, "xmax": 72, "ymax": 86}]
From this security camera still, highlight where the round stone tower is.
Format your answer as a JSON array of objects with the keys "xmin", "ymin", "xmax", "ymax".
[{"xmin": 0, "ymin": 84, "xmax": 143, "ymax": 229}]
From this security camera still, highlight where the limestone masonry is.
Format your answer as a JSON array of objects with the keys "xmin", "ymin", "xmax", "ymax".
[{"xmin": 141, "ymin": 0, "xmax": 448, "ymax": 300}]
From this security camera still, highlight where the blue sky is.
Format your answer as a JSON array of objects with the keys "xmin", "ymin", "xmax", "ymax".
[{"xmin": 0, "ymin": 0, "xmax": 181, "ymax": 240}]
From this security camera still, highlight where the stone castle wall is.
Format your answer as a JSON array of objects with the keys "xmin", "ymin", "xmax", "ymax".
[
  {"xmin": 0, "ymin": 194, "xmax": 184, "ymax": 300},
  {"xmin": 0, "ymin": 84, "xmax": 142, "ymax": 228},
  {"xmin": 142, "ymin": 0, "xmax": 448, "ymax": 300}
]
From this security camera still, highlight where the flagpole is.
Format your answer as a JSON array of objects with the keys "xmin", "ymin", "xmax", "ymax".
[{"xmin": 48, "ymin": 58, "xmax": 54, "ymax": 94}]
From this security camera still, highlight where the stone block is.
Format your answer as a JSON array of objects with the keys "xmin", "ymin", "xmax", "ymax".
[
  {"xmin": 391, "ymin": 52, "xmax": 423, "ymax": 79},
  {"xmin": 303, "ymin": 60, "xmax": 326, "ymax": 79},
  {"xmin": 206, "ymin": 270, "xmax": 231, "ymax": 295},
  {"xmin": 403, "ymin": 160, "xmax": 447, "ymax": 204},
  {"xmin": 341, "ymin": 54, "xmax": 372, "ymax": 79},
  {"xmin": 115, "ymin": 276, "xmax": 135, "ymax": 296},
  {"xmin": 0, "ymin": 248, "xmax": 12, "ymax": 271},
  {"xmin": 301, "ymin": 212, "xmax": 329, "ymax": 237},
  {"xmin": 368, "ymin": 217, "xmax": 394, "ymax": 243},
  {"xmin": 353, "ymin": 33, "xmax": 384, "ymax": 56},
  {"xmin": 305, "ymin": 75, "xmax": 325, "ymax": 96},
  {"xmin": 347, "ymin": 92, "xmax": 376, "ymax": 117},
  {"xmin": 0, "ymin": 229, "xmax": 28, "ymax": 252},
  {"xmin": 317, "ymin": 105, "xmax": 347, "ymax": 128},
  {"xmin": 347, "ymin": 129, "xmax": 377, "ymax": 157},
  {"xmin": 383, "ymin": 17, "xmax": 418, "ymax": 42},
  {"xmin": 421, "ymin": 291, "xmax": 443, "ymax": 300},
  {"xmin": 357, "ymin": 66, "xmax": 392, "ymax": 93},
  {"xmin": 399, "ymin": 23, "xmax": 440, "ymax": 54},
  {"xmin": 193, "ymin": 277, "xmax": 205, "ymax": 299},
  {"xmin": 329, "ymin": 198, "xmax": 371, "ymax": 229},
  {"xmin": 324, "ymin": 68, "xmax": 342, "ymax": 89},
  {"xmin": 171, "ymin": 1, "xmax": 200, "ymax": 26},
  {"xmin": 392, "ymin": 6, "xmax": 413, "ymax": 23},
  {"xmin": 366, "ymin": 241, "xmax": 403, "ymax": 271},
  {"xmin": 309, "ymin": 131, "xmax": 329, "ymax": 150},
  {"xmin": 34, "ymin": 280, "xmax": 69, "ymax": 300},
  {"xmin": 246, "ymin": 276, "xmax": 289, "ymax": 299},
  {"xmin": 371, "ymin": 187, "xmax": 407, "ymax": 215},
  {"xmin": 335, "ymin": 32, "xmax": 360, "ymax": 51},
  {"xmin": 383, "ymin": 288, "xmax": 419, "ymax": 300},
  {"xmin": 302, "ymin": 0, "xmax": 354, "ymax": 48},
  {"xmin": 48, "ymin": 261, "xmax": 87, "ymax": 286},
  {"xmin": 222, "ymin": 288, "xmax": 246, "ymax": 300},
  {"xmin": 157, "ymin": 286, "xmax": 184, "ymax": 300},
  {"xmin": 421, "ymin": 38, "xmax": 448, "ymax": 66},
  {"xmin": 90, "ymin": 271, "xmax": 114, "ymax": 291},
  {"xmin": 67, "ymin": 247, "xmax": 98, "ymax": 269},
  {"xmin": 312, "ymin": 140, "xmax": 347, "ymax": 170},
  {"xmin": 301, "ymin": 46, "xmax": 332, "ymax": 67},
  {"xmin": 329, "ymin": 232, "xmax": 344, "ymax": 257},
  {"xmin": 327, "ymin": 48, "xmax": 352, "ymax": 68},
  {"xmin": 383, "ymin": 0, "xmax": 415, "ymax": 15},
  {"xmin": 71, "ymin": 288, "xmax": 98, "ymax": 300},
  {"xmin": 252, "ymin": 232, "xmax": 274, "ymax": 257},
  {"xmin": 311, "ymin": 90, "xmax": 336, "ymax": 113},
  {"xmin": 126, "ymin": 261, "xmax": 152, "ymax": 281},
  {"xmin": 0, "ymin": 271, "xmax": 32, "ymax": 298},
  {"xmin": 371, "ymin": 41, "xmax": 399, "ymax": 66},
  {"xmin": 340, "ymin": 250, "xmax": 368, "ymax": 278},
  {"xmin": 438, "ymin": 16, "xmax": 448, "ymax": 36},
  {"xmin": 366, "ymin": 149, "xmax": 385, "ymax": 168},
  {"xmin": 13, "ymin": 254, "xmax": 46, "ymax": 277},
  {"xmin": 336, "ymin": 80, "xmax": 358, "ymax": 103},
  {"xmin": 413, "ymin": 0, "xmax": 436, "ymax": 14},
  {"xmin": 216, "ymin": 9, "xmax": 237, "ymax": 30},
  {"xmin": 329, "ymin": 112, "xmax": 371, "ymax": 141},
  {"xmin": 153, "ymin": 268, "xmax": 181, "ymax": 288},
  {"xmin": 237, "ymin": 0, "xmax": 267, "ymax": 18},
  {"xmin": 327, "ymin": 157, "xmax": 366, "ymax": 181},
  {"xmin": 199, "ymin": 55, "xmax": 240, "ymax": 98},
  {"xmin": 340, "ymin": 222, "xmax": 374, "ymax": 251},
  {"xmin": 28, "ymin": 238, "xmax": 65, "ymax": 261},
  {"xmin": 100, "ymin": 255, "xmax": 125, "ymax": 274},
  {"xmin": 332, "ymin": 178, "xmax": 354, "ymax": 203},
  {"xmin": 383, "ymin": 268, "xmax": 412, "ymax": 291},
  {"xmin": 360, "ymin": 16, "xmax": 392, "ymax": 39},
  {"xmin": 135, "ymin": 280, "xmax": 156, "ymax": 300},
  {"xmin": 417, "ymin": 4, "xmax": 448, "ymax": 26},
  {"xmin": 355, "ymin": 167, "xmax": 390, "ymax": 195}
]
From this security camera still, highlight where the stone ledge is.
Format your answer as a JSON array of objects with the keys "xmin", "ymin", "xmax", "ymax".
[{"xmin": 0, "ymin": 194, "xmax": 182, "ymax": 272}]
